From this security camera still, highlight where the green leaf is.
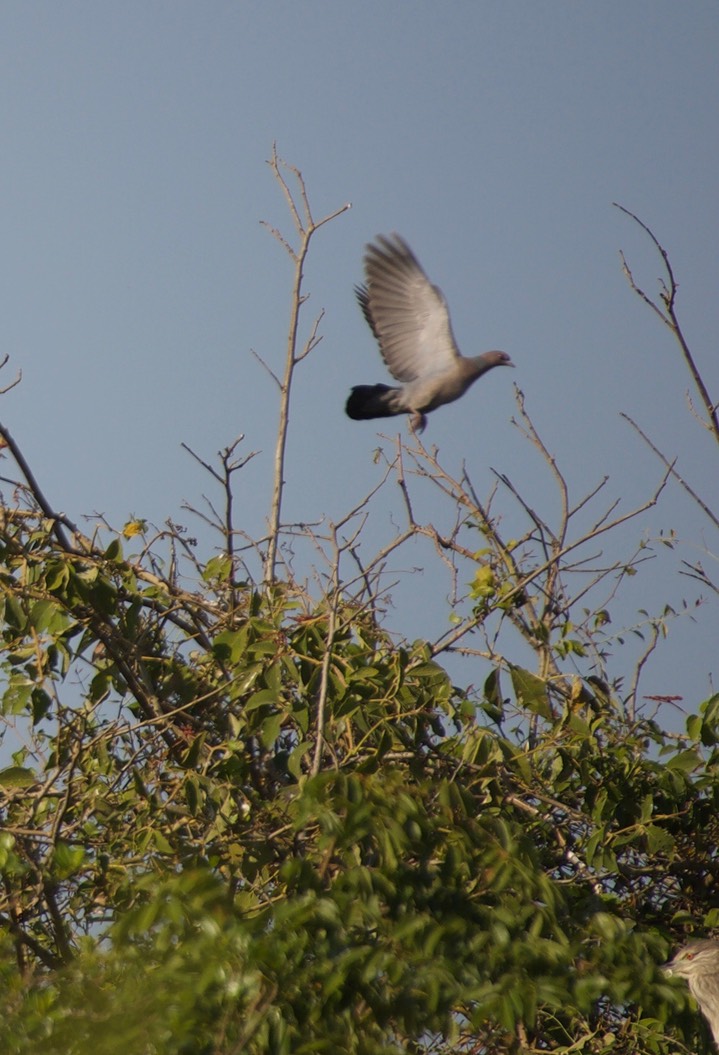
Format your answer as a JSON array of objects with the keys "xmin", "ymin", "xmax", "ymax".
[
  {"xmin": 213, "ymin": 627, "xmax": 249, "ymax": 663},
  {"xmin": 2, "ymin": 676, "xmax": 33, "ymax": 716},
  {"xmin": 104, "ymin": 537, "xmax": 123, "ymax": 561},
  {"xmin": 482, "ymin": 668, "xmax": 504, "ymax": 724},
  {"xmin": 666, "ymin": 748, "xmax": 703, "ymax": 773},
  {"xmin": 510, "ymin": 665, "xmax": 552, "ymax": 719},
  {"xmin": 52, "ymin": 841, "xmax": 86, "ymax": 879},
  {"xmin": 3, "ymin": 593, "xmax": 27, "ymax": 630},
  {"xmin": 260, "ymin": 713, "xmax": 283, "ymax": 749},
  {"xmin": 686, "ymin": 713, "xmax": 702, "ymax": 740},
  {"xmin": 287, "ymin": 741, "xmax": 311, "ymax": 779},
  {"xmin": 203, "ymin": 554, "xmax": 233, "ymax": 582},
  {"xmin": 246, "ymin": 688, "xmax": 278, "ymax": 711},
  {"xmin": 29, "ymin": 599, "xmax": 66, "ymax": 633},
  {"xmin": 0, "ymin": 765, "xmax": 36, "ymax": 788}
]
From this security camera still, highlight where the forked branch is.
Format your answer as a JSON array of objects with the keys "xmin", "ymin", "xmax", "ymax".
[
  {"xmin": 261, "ymin": 146, "xmax": 351, "ymax": 585},
  {"xmin": 614, "ymin": 203, "xmax": 719, "ymax": 445}
]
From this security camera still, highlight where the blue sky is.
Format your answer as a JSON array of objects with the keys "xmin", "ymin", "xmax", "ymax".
[{"xmin": 0, "ymin": 3, "xmax": 717, "ymax": 715}]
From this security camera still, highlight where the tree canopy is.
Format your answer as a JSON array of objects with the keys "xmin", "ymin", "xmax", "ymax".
[{"xmin": 0, "ymin": 156, "xmax": 717, "ymax": 1055}]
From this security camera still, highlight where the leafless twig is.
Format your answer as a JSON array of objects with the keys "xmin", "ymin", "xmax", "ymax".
[
  {"xmin": 620, "ymin": 412, "xmax": 719, "ymax": 530},
  {"xmin": 262, "ymin": 145, "xmax": 351, "ymax": 585},
  {"xmin": 615, "ymin": 203, "xmax": 719, "ymax": 445}
]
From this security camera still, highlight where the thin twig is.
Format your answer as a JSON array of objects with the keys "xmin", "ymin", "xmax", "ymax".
[
  {"xmin": 310, "ymin": 593, "xmax": 338, "ymax": 778},
  {"xmin": 621, "ymin": 413, "xmax": 719, "ymax": 530},
  {"xmin": 614, "ymin": 203, "xmax": 719, "ymax": 444},
  {"xmin": 262, "ymin": 148, "xmax": 351, "ymax": 585}
]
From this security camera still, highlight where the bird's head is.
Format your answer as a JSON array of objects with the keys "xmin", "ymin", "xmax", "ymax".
[
  {"xmin": 485, "ymin": 351, "xmax": 514, "ymax": 368},
  {"xmin": 664, "ymin": 940, "xmax": 719, "ymax": 979}
]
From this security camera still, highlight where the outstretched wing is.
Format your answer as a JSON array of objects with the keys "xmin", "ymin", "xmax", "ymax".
[{"xmin": 357, "ymin": 234, "xmax": 462, "ymax": 383}]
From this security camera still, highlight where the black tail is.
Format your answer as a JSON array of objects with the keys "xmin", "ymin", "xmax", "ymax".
[{"xmin": 345, "ymin": 384, "xmax": 403, "ymax": 421}]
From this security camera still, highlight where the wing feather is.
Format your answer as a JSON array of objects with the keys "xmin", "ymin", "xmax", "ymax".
[{"xmin": 359, "ymin": 234, "xmax": 462, "ymax": 383}]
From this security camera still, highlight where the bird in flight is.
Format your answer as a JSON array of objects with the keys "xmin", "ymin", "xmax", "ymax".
[{"xmin": 346, "ymin": 233, "xmax": 513, "ymax": 432}]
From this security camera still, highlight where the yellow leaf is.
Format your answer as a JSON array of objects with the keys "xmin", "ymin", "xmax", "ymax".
[
  {"xmin": 470, "ymin": 566, "xmax": 496, "ymax": 599},
  {"xmin": 122, "ymin": 519, "xmax": 146, "ymax": 539}
]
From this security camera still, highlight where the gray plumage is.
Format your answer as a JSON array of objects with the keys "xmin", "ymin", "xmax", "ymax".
[
  {"xmin": 664, "ymin": 939, "xmax": 719, "ymax": 1049},
  {"xmin": 346, "ymin": 233, "xmax": 513, "ymax": 431}
]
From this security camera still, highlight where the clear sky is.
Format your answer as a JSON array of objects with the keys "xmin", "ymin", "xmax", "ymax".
[{"xmin": 0, "ymin": 3, "xmax": 717, "ymax": 717}]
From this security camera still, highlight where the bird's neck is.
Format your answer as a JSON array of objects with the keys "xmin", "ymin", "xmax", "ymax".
[{"xmin": 465, "ymin": 354, "xmax": 496, "ymax": 378}]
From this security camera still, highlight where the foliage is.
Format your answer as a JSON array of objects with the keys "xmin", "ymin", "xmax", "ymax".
[{"xmin": 0, "ymin": 158, "xmax": 716, "ymax": 1054}]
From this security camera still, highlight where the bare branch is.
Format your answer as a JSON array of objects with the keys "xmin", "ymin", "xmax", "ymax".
[
  {"xmin": 0, "ymin": 355, "xmax": 22, "ymax": 395},
  {"xmin": 626, "ymin": 620, "xmax": 662, "ymax": 721},
  {"xmin": 258, "ymin": 219, "xmax": 295, "ymax": 261},
  {"xmin": 0, "ymin": 421, "xmax": 76, "ymax": 550},
  {"xmin": 181, "ymin": 442, "xmax": 225, "ymax": 485},
  {"xmin": 427, "ymin": 457, "xmax": 672, "ymax": 660},
  {"xmin": 296, "ymin": 309, "xmax": 325, "ymax": 362},
  {"xmin": 615, "ymin": 203, "xmax": 719, "ymax": 444},
  {"xmin": 266, "ymin": 144, "xmax": 304, "ymax": 237},
  {"xmin": 250, "ymin": 347, "xmax": 282, "ymax": 389},
  {"xmin": 262, "ymin": 149, "xmax": 351, "ymax": 585},
  {"xmin": 310, "ymin": 591, "xmax": 338, "ymax": 778},
  {"xmin": 621, "ymin": 412, "xmax": 719, "ymax": 530}
]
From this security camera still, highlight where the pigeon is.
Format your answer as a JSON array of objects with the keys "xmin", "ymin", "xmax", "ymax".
[{"xmin": 346, "ymin": 233, "xmax": 513, "ymax": 431}]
